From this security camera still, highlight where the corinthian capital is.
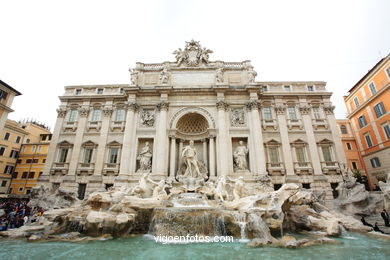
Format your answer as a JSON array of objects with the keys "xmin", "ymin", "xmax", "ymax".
[
  {"xmin": 78, "ymin": 107, "xmax": 90, "ymax": 117},
  {"xmin": 156, "ymin": 101, "xmax": 169, "ymax": 111},
  {"xmin": 299, "ymin": 106, "xmax": 311, "ymax": 115},
  {"xmin": 127, "ymin": 102, "xmax": 140, "ymax": 112},
  {"xmin": 56, "ymin": 108, "xmax": 67, "ymax": 118},
  {"xmin": 102, "ymin": 107, "xmax": 114, "ymax": 117},
  {"xmin": 323, "ymin": 105, "xmax": 335, "ymax": 115},
  {"xmin": 274, "ymin": 106, "xmax": 286, "ymax": 115},
  {"xmin": 245, "ymin": 100, "xmax": 260, "ymax": 111},
  {"xmin": 216, "ymin": 101, "xmax": 229, "ymax": 111}
]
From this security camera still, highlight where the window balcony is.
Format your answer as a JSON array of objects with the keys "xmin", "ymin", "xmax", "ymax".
[
  {"xmin": 262, "ymin": 119, "xmax": 278, "ymax": 130},
  {"xmin": 110, "ymin": 121, "xmax": 125, "ymax": 132},
  {"xmin": 287, "ymin": 119, "xmax": 303, "ymax": 130},
  {"xmin": 87, "ymin": 121, "xmax": 101, "ymax": 131},
  {"xmin": 103, "ymin": 163, "xmax": 120, "ymax": 175},
  {"xmin": 321, "ymin": 161, "xmax": 341, "ymax": 175},
  {"xmin": 50, "ymin": 162, "xmax": 69, "ymax": 175},
  {"xmin": 77, "ymin": 162, "xmax": 95, "ymax": 175},
  {"xmin": 312, "ymin": 119, "xmax": 328, "ymax": 130},
  {"xmin": 63, "ymin": 121, "xmax": 77, "ymax": 132},
  {"xmin": 266, "ymin": 162, "xmax": 285, "ymax": 175},
  {"xmin": 294, "ymin": 162, "xmax": 313, "ymax": 175}
]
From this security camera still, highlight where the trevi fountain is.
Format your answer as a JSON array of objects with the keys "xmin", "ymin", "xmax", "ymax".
[{"xmin": 1, "ymin": 41, "xmax": 390, "ymax": 259}]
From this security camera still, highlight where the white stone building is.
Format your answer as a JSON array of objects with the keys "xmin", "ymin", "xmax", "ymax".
[{"xmin": 40, "ymin": 40, "xmax": 347, "ymax": 202}]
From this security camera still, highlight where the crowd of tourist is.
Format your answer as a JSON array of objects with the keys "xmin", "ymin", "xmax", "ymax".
[{"xmin": 0, "ymin": 200, "xmax": 44, "ymax": 231}]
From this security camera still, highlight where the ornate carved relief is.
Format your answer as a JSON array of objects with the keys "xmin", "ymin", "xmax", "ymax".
[
  {"xmin": 246, "ymin": 100, "xmax": 260, "ymax": 111},
  {"xmin": 231, "ymin": 108, "xmax": 246, "ymax": 127},
  {"xmin": 216, "ymin": 68, "xmax": 224, "ymax": 83},
  {"xmin": 323, "ymin": 105, "xmax": 335, "ymax": 115},
  {"xmin": 299, "ymin": 106, "xmax": 311, "ymax": 115},
  {"xmin": 140, "ymin": 109, "xmax": 155, "ymax": 127},
  {"xmin": 130, "ymin": 69, "xmax": 138, "ymax": 85},
  {"xmin": 247, "ymin": 66, "xmax": 257, "ymax": 83},
  {"xmin": 102, "ymin": 107, "xmax": 113, "ymax": 117},
  {"xmin": 216, "ymin": 101, "xmax": 229, "ymax": 111},
  {"xmin": 57, "ymin": 108, "xmax": 67, "ymax": 118},
  {"xmin": 128, "ymin": 102, "xmax": 140, "ymax": 112},
  {"xmin": 156, "ymin": 102, "xmax": 169, "ymax": 111},
  {"xmin": 159, "ymin": 66, "xmax": 170, "ymax": 84},
  {"xmin": 274, "ymin": 106, "xmax": 286, "ymax": 115},
  {"xmin": 172, "ymin": 40, "xmax": 213, "ymax": 66},
  {"xmin": 78, "ymin": 107, "xmax": 90, "ymax": 117}
]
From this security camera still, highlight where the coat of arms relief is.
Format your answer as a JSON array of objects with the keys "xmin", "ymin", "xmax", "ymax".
[{"xmin": 173, "ymin": 40, "xmax": 213, "ymax": 66}]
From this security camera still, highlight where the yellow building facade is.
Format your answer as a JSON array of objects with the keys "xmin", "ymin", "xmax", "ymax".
[
  {"xmin": 10, "ymin": 122, "xmax": 51, "ymax": 195},
  {"xmin": 0, "ymin": 80, "xmax": 22, "ymax": 133},
  {"xmin": 0, "ymin": 120, "xmax": 28, "ymax": 193}
]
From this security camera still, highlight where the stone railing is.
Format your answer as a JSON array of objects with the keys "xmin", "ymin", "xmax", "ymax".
[
  {"xmin": 63, "ymin": 121, "xmax": 78, "ymax": 132},
  {"xmin": 287, "ymin": 119, "xmax": 303, "ymax": 130},
  {"xmin": 294, "ymin": 162, "xmax": 313, "ymax": 175},
  {"xmin": 50, "ymin": 162, "xmax": 69, "ymax": 175},
  {"xmin": 312, "ymin": 118, "xmax": 328, "ymax": 130},
  {"xmin": 262, "ymin": 119, "xmax": 278, "ymax": 130},
  {"xmin": 77, "ymin": 163, "xmax": 95, "ymax": 175},
  {"xmin": 223, "ymin": 62, "xmax": 244, "ymax": 69},
  {"xmin": 103, "ymin": 163, "xmax": 120, "ymax": 175},
  {"xmin": 267, "ymin": 162, "xmax": 285, "ymax": 175},
  {"xmin": 110, "ymin": 121, "xmax": 125, "ymax": 132},
  {"xmin": 321, "ymin": 161, "xmax": 341, "ymax": 175},
  {"xmin": 87, "ymin": 121, "xmax": 102, "ymax": 131}
]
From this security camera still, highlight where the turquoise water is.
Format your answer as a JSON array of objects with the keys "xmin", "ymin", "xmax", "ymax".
[{"xmin": 0, "ymin": 233, "xmax": 389, "ymax": 260}]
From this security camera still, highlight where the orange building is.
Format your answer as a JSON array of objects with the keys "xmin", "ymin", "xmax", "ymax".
[
  {"xmin": 344, "ymin": 54, "xmax": 390, "ymax": 185},
  {"xmin": 0, "ymin": 80, "xmax": 22, "ymax": 133}
]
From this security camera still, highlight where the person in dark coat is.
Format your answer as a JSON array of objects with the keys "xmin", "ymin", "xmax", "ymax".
[
  {"xmin": 361, "ymin": 217, "xmax": 373, "ymax": 227},
  {"xmin": 381, "ymin": 209, "xmax": 390, "ymax": 227},
  {"xmin": 374, "ymin": 222, "xmax": 385, "ymax": 234}
]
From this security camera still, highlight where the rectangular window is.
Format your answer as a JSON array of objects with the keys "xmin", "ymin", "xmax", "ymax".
[
  {"xmin": 16, "ymin": 159, "xmax": 22, "ymax": 163},
  {"xmin": 322, "ymin": 146, "xmax": 333, "ymax": 162},
  {"xmin": 284, "ymin": 85, "xmax": 291, "ymax": 91},
  {"xmin": 31, "ymin": 146, "xmax": 36, "ymax": 153},
  {"xmin": 0, "ymin": 147, "xmax": 5, "ymax": 156},
  {"xmin": 43, "ymin": 159, "xmax": 46, "ymax": 163},
  {"xmin": 0, "ymin": 89, "xmax": 8, "ymax": 100},
  {"xmin": 312, "ymin": 107, "xmax": 321, "ymax": 119},
  {"xmin": 351, "ymin": 161, "xmax": 358, "ymax": 170},
  {"xmin": 383, "ymin": 124, "xmax": 390, "ymax": 140},
  {"xmin": 295, "ymin": 147, "xmax": 306, "ymax": 162},
  {"xmin": 364, "ymin": 133, "xmax": 373, "ymax": 148},
  {"xmin": 346, "ymin": 142, "xmax": 352, "ymax": 150},
  {"xmin": 26, "ymin": 159, "xmax": 32, "ymax": 163},
  {"xmin": 68, "ymin": 109, "xmax": 78, "ymax": 122},
  {"xmin": 358, "ymin": 115, "xmax": 367, "ymax": 128},
  {"xmin": 4, "ymin": 132, "xmax": 10, "ymax": 140},
  {"xmin": 97, "ymin": 88, "xmax": 103, "ymax": 94},
  {"xmin": 262, "ymin": 86, "xmax": 268, "ymax": 92},
  {"xmin": 28, "ymin": 172, "xmax": 35, "ymax": 179},
  {"xmin": 84, "ymin": 148, "xmax": 93, "ymax": 163},
  {"xmin": 22, "ymin": 172, "xmax": 28, "ymax": 179},
  {"xmin": 91, "ymin": 109, "xmax": 101, "ymax": 122},
  {"xmin": 374, "ymin": 102, "xmax": 386, "ymax": 118},
  {"xmin": 369, "ymin": 82, "xmax": 377, "ymax": 95},
  {"xmin": 340, "ymin": 125, "xmax": 348, "ymax": 134},
  {"xmin": 1, "ymin": 180, "xmax": 6, "ymax": 187},
  {"xmin": 268, "ymin": 147, "xmax": 279, "ymax": 163},
  {"xmin": 109, "ymin": 148, "xmax": 119, "ymax": 164},
  {"xmin": 288, "ymin": 107, "xmax": 297, "ymax": 120},
  {"xmin": 115, "ymin": 109, "xmax": 125, "ymax": 121},
  {"xmin": 262, "ymin": 107, "xmax": 272, "ymax": 121},
  {"xmin": 370, "ymin": 157, "xmax": 381, "ymax": 168},
  {"xmin": 78, "ymin": 184, "xmax": 87, "ymax": 200},
  {"xmin": 354, "ymin": 97, "xmax": 360, "ymax": 108},
  {"xmin": 16, "ymin": 136, "xmax": 21, "ymax": 143},
  {"xmin": 21, "ymin": 146, "xmax": 26, "ymax": 152},
  {"xmin": 307, "ymin": 85, "xmax": 314, "ymax": 91},
  {"xmin": 4, "ymin": 166, "xmax": 14, "ymax": 174},
  {"xmin": 58, "ymin": 148, "xmax": 68, "ymax": 163},
  {"xmin": 32, "ymin": 159, "xmax": 38, "ymax": 163},
  {"xmin": 12, "ymin": 172, "xmax": 18, "ymax": 179},
  {"xmin": 37, "ymin": 146, "xmax": 42, "ymax": 152},
  {"xmin": 387, "ymin": 67, "xmax": 390, "ymax": 78},
  {"xmin": 10, "ymin": 150, "xmax": 18, "ymax": 158},
  {"xmin": 75, "ymin": 89, "xmax": 82, "ymax": 95},
  {"xmin": 18, "ymin": 187, "xmax": 23, "ymax": 192}
]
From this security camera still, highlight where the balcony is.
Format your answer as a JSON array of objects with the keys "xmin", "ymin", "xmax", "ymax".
[
  {"xmin": 103, "ymin": 163, "xmax": 120, "ymax": 176},
  {"xmin": 63, "ymin": 121, "xmax": 77, "ymax": 132},
  {"xmin": 312, "ymin": 119, "xmax": 328, "ymax": 130},
  {"xmin": 267, "ymin": 162, "xmax": 285, "ymax": 175},
  {"xmin": 262, "ymin": 119, "xmax": 278, "ymax": 130},
  {"xmin": 287, "ymin": 119, "xmax": 303, "ymax": 130},
  {"xmin": 321, "ymin": 161, "xmax": 341, "ymax": 175},
  {"xmin": 50, "ymin": 162, "xmax": 69, "ymax": 175},
  {"xmin": 110, "ymin": 121, "xmax": 125, "ymax": 132},
  {"xmin": 76, "ymin": 162, "xmax": 95, "ymax": 175},
  {"xmin": 87, "ymin": 121, "xmax": 101, "ymax": 132},
  {"xmin": 294, "ymin": 162, "xmax": 313, "ymax": 175}
]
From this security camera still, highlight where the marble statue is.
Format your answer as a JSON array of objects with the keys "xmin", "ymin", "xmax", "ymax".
[
  {"xmin": 159, "ymin": 67, "xmax": 170, "ymax": 84},
  {"xmin": 173, "ymin": 48, "xmax": 187, "ymax": 66},
  {"xmin": 130, "ymin": 172, "xmax": 158, "ymax": 198},
  {"xmin": 247, "ymin": 67, "xmax": 257, "ymax": 83},
  {"xmin": 140, "ymin": 110, "xmax": 155, "ymax": 127},
  {"xmin": 198, "ymin": 47, "xmax": 213, "ymax": 64},
  {"xmin": 182, "ymin": 140, "xmax": 202, "ymax": 178},
  {"xmin": 233, "ymin": 141, "xmax": 249, "ymax": 171},
  {"xmin": 173, "ymin": 40, "xmax": 213, "ymax": 66},
  {"xmin": 130, "ymin": 69, "xmax": 138, "ymax": 85},
  {"xmin": 152, "ymin": 180, "xmax": 170, "ymax": 200},
  {"xmin": 216, "ymin": 68, "xmax": 224, "ymax": 83},
  {"xmin": 137, "ymin": 142, "xmax": 152, "ymax": 172},
  {"xmin": 228, "ymin": 176, "xmax": 246, "ymax": 201},
  {"xmin": 215, "ymin": 176, "xmax": 229, "ymax": 201}
]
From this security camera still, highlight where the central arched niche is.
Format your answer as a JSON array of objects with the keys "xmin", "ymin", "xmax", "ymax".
[{"xmin": 176, "ymin": 112, "xmax": 209, "ymax": 136}]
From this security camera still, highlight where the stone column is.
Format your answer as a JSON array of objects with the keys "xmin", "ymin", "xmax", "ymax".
[
  {"xmin": 68, "ymin": 103, "xmax": 90, "ymax": 175},
  {"xmin": 119, "ymin": 102, "xmax": 139, "ymax": 176},
  {"xmin": 216, "ymin": 101, "xmax": 229, "ymax": 176},
  {"xmin": 178, "ymin": 139, "xmax": 184, "ymax": 168},
  {"xmin": 209, "ymin": 136, "xmax": 216, "ymax": 177},
  {"xmin": 247, "ymin": 100, "xmax": 266, "ymax": 175},
  {"xmin": 153, "ymin": 101, "xmax": 169, "ymax": 174},
  {"xmin": 202, "ymin": 139, "xmax": 208, "ymax": 167},
  {"xmin": 169, "ymin": 136, "xmax": 176, "ymax": 177},
  {"xmin": 276, "ymin": 105, "xmax": 295, "ymax": 177},
  {"xmin": 324, "ymin": 105, "xmax": 347, "ymax": 165},
  {"xmin": 94, "ymin": 105, "xmax": 113, "ymax": 175},
  {"xmin": 300, "ymin": 106, "xmax": 323, "ymax": 175},
  {"xmin": 41, "ymin": 105, "xmax": 67, "ymax": 180}
]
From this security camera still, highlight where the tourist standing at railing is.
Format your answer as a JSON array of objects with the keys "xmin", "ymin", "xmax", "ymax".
[{"xmin": 381, "ymin": 209, "xmax": 390, "ymax": 227}]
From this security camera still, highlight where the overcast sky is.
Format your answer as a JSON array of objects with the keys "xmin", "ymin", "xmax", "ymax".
[{"xmin": 1, "ymin": 0, "xmax": 389, "ymax": 129}]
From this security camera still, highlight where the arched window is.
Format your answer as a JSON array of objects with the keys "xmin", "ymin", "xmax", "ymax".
[{"xmin": 340, "ymin": 125, "xmax": 348, "ymax": 134}]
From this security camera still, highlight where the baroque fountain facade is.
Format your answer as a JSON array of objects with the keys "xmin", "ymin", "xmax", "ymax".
[{"xmin": 4, "ymin": 40, "xmax": 386, "ymax": 245}]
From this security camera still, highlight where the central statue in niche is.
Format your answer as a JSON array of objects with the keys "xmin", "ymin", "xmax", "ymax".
[{"xmin": 176, "ymin": 140, "xmax": 208, "ymax": 191}]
